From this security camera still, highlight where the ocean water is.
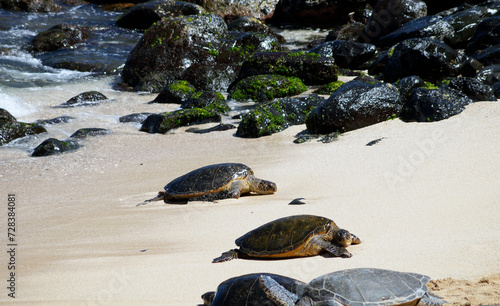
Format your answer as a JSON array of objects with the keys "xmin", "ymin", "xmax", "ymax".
[{"xmin": 0, "ymin": 4, "xmax": 327, "ymax": 156}]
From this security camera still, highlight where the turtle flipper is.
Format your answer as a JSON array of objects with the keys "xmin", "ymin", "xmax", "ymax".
[
  {"xmin": 136, "ymin": 191, "xmax": 165, "ymax": 206},
  {"xmin": 325, "ymin": 244, "xmax": 352, "ymax": 258},
  {"xmin": 259, "ymin": 275, "xmax": 297, "ymax": 306},
  {"xmin": 419, "ymin": 292, "xmax": 448, "ymax": 306},
  {"xmin": 212, "ymin": 249, "xmax": 239, "ymax": 263}
]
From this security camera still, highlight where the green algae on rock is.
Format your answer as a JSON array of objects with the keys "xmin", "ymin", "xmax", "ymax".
[
  {"xmin": 140, "ymin": 108, "xmax": 221, "ymax": 134},
  {"xmin": 228, "ymin": 74, "xmax": 307, "ymax": 103}
]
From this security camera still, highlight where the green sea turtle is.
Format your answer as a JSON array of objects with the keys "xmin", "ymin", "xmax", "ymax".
[
  {"xmin": 137, "ymin": 163, "xmax": 276, "ymax": 205},
  {"xmin": 259, "ymin": 268, "xmax": 447, "ymax": 306},
  {"xmin": 212, "ymin": 215, "xmax": 360, "ymax": 263},
  {"xmin": 202, "ymin": 273, "xmax": 306, "ymax": 306}
]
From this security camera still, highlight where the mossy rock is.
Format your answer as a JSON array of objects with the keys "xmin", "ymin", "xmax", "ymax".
[
  {"xmin": 31, "ymin": 138, "xmax": 80, "ymax": 157},
  {"xmin": 70, "ymin": 128, "xmax": 111, "ymax": 139},
  {"xmin": 313, "ymin": 80, "xmax": 344, "ymax": 95},
  {"xmin": 154, "ymin": 80, "xmax": 201, "ymax": 103},
  {"xmin": 140, "ymin": 108, "xmax": 221, "ymax": 134},
  {"xmin": 236, "ymin": 94, "xmax": 324, "ymax": 138},
  {"xmin": 31, "ymin": 24, "xmax": 89, "ymax": 52},
  {"xmin": 238, "ymin": 51, "xmax": 338, "ymax": 85},
  {"xmin": 181, "ymin": 91, "xmax": 230, "ymax": 114},
  {"xmin": 228, "ymin": 74, "xmax": 307, "ymax": 102},
  {"xmin": 0, "ymin": 108, "xmax": 47, "ymax": 146}
]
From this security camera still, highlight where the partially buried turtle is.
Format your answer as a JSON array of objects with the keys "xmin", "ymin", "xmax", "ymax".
[
  {"xmin": 137, "ymin": 163, "xmax": 277, "ymax": 205},
  {"xmin": 259, "ymin": 268, "xmax": 447, "ymax": 306},
  {"xmin": 202, "ymin": 273, "xmax": 306, "ymax": 306},
  {"xmin": 212, "ymin": 215, "xmax": 360, "ymax": 263}
]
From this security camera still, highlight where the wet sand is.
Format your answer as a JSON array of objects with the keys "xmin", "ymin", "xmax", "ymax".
[{"xmin": 1, "ymin": 97, "xmax": 500, "ymax": 304}]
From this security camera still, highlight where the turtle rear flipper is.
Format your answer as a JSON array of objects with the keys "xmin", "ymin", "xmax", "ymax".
[
  {"xmin": 212, "ymin": 249, "xmax": 239, "ymax": 263},
  {"xmin": 420, "ymin": 292, "xmax": 448, "ymax": 306},
  {"xmin": 259, "ymin": 275, "xmax": 298, "ymax": 306},
  {"xmin": 136, "ymin": 191, "xmax": 165, "ymax": 206}
]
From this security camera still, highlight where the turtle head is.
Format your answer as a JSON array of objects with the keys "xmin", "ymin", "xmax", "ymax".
[
  {"xmin": 252, "ymin": 179, "xmax": 277, "ymax": 194},
  {"xmin": 201, "ymin": 291, "xmax": 215, "ymax": 306},
  {"xmin": 332, "ymin": 229, "xmax": 353, "ymax": 247}
]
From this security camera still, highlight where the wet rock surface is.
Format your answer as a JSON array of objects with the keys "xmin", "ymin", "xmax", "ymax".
[
  {"xmin": 0, "ymin": 108, "xmax": 47, "ymax": 146},
  {"xmin": 305, "ymin": 81, "xmax": 402, "ymax": 134}
]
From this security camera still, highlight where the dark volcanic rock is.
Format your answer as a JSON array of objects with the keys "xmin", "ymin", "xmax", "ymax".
[
  {"xmin": 116, "ymin": 0, "xmax": 205, "ymax": 30},
  {"xmin": 443, "ymin": 5, "xmax": 491, "ymax": 49},
  {"xmin": 448, "ymin": 77, "xmax": 496, "ymax": 101},
  {"xmin": 139, "ymin": 108, "xmax": 221, "ymax": 134},
  {"xmin": 153, "ymin": 80, "xmax": 199, "ymax": 104},
  {"xmin": 0, "ymin": 0, "xmax": 61, "ymax": 12},
  {"xmin": 305, "ymin": 81, "xmax": 402, "ymax": 134},
  {"xmin": 377, "ymin": 38, "xmax": 470, "ymax": 83},
  {"xmin": 31, "ymin": 138, "xmax": 80, "ymax": 157},
  {"xmin": 375, "ymin": 15, "xmax": 455, "ymax": 48},
  {"xmin": 401, "ymin": 87, "xmax": 472, "ymax": 122},
  {"xmin": 237, "ymin": 51, "xmax": 338, "ymax": 86},
  {"xmin": 425, "ymin": 0, "xmax": 465, "ymax": 15},
  {"xmin": 119, "ymin": 113, "xmax": 154, "ymax": 123},
  {"xmin": 181, "ymin": 91, "xmax": 229, "ymax": 114},
  {"xmin": 70, "ymin": 128, "xmax": 111, "ymax": 139},
  {"xmin": 121, "ymin": 14, "xmax": 282, "ymax": 92},
  {"xmin": 228, "ymin": 16, "xmax": 283, "ymax": 41},
  {"xmin": 236, "ymin": 94, "xmax": 325, "ymax": 138},
  {"xmin": 476, "ymin": 65, "xmax": 500, "ymax": 85},
  {"xmin": 472, "ymin": 44, "xmax": 500, "ymax": 65},
  {"xmin": 362, "ymin": 0, "xmax": 427, "ymax": 44},
  {"xmin": 0, "ymin": 108, "xmax": 47, "ymax": 146},
  {"xmin": 57, "ymin": 91, "xmax": 108, "ymax": 107},
  {"xmin": 395, "ymin": 75, "xmax": 426, "ymax": 100},
  {"xmin": 228, "ymin": 74, "xmax": 307, "ymax": 103},
  {"xmin": 34, "ymin": 115, "xmax": 75, "ymax": 125},
  {"xmin": 31, "ymin": 24, "xmax": 89, "ymax": 52},
  {"xmin": 272, "ymin": 0, "xmax": 371, "ymax": 26},
  {"xmin": 467, "ymin": 16, "xmax": 500, "ymax": 54},
  {"xmin": 121, "ymin": 14, "xmax": 228, "ymax": 92},
  {"xmin": 308, "ymin": 40, "xmax": 376, "ymax": 69},
  {"xmin": 202, "ymin": 0, "xmax": 279, "ymax": 21}
]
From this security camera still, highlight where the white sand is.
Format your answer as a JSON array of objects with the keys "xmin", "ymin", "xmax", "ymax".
[{"xmin": 1, "ymin": 99, "xmax": 499, "ymax": 304}]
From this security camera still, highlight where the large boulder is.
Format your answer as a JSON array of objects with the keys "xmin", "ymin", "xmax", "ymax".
[
  {"xmin": 400, "ymin": 87, "xmax": 472, "ymax": 122},
  {"xmin": 443, "ymin": 5, "xmax": 492, "ymax": 49},
  {"xmin": 236, "ymin": 94, "xmax": 325, "ymax": 137},
  {"xmin": 305, "ymin": 81, "xmax": 402, "ymax": 134},
  {"xmin": 375, "ymin": 38, "xmax": 472, "ymax": 83},
  {"xmin": 0, "ymin": 108, "xmax": 47, "ymax": 146},
  {"xmin": 121, "ymin": 14, "xmax": 283, "ymax": 92}
]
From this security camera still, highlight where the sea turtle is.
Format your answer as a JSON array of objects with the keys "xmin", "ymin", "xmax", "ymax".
[
  {"xmin": 212, "ymin": 215, "xmax": 360, "ymax": 263},
  {"xmin": 137, "ymin": 163, "xmax": 276, "ymax": 205},
  {"xmin": 259, "ymin": 268, "xmax": 447, "ymax": 306},
  {"xmin": 202, "ymin": 273, "xmax": 306, "ymax": 306}
]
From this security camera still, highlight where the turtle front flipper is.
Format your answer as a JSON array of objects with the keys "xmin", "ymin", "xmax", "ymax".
[
  {"xmin": 212, "ymin": 249, "xmax": 239, "ymax": 263},
  {"xmin": 259, "ymin": 275, "xmax": 297, "ymax": 306},
  {"xmin": 324, "ymin": 244, "xmax": 352, "ymax": 258},
  {"xmin": 136, "ymin": 191, "xmax": 166, "ymax": 206}
]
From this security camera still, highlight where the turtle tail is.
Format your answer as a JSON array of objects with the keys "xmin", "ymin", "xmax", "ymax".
[{"xmin": 136, "ymin": 191, "xmax": 165, "ymax": 206}]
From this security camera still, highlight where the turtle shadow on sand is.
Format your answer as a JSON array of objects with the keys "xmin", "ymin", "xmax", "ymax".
[{"xmin": 136, "ymin": 163, "xmax": 277, "ymax": 206}]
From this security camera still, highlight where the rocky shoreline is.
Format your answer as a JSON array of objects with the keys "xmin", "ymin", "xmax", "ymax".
[{"xmin": 1, "ymin": 0, "xmax": 499, "ymax": 157}]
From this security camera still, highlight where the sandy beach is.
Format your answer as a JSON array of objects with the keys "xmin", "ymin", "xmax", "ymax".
[{"xmin": 1, "ymin": 94, "xmax": 500, "ymax": 304}]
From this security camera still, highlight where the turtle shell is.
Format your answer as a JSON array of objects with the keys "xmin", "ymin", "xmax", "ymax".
[
  {"xmin": 209, "ymin": 273, "xmax": 305, "ymax": 306},
  {"xmin": 303, "ymin": 268, "xmax": 430, "ymax": 305},
  {"xmin": 236, "ymin": 215, "xmax": 336, "ymax": 257},
  {"xmin": 164, "ymin": 163, "xmax": 252, "ymax": 199}
]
